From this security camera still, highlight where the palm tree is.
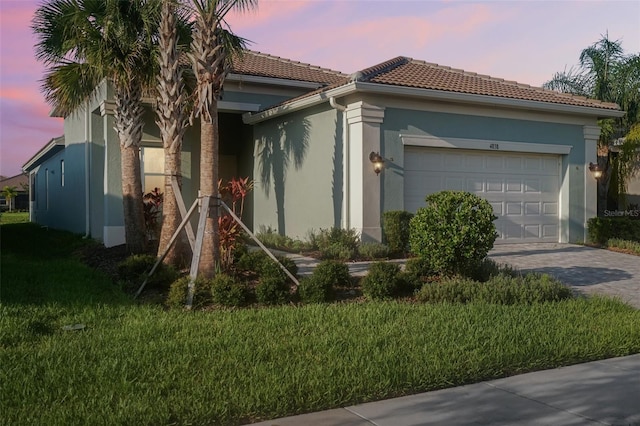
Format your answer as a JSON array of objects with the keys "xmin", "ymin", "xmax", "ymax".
[
  {"xmin": 155, "ymin": 0, "xmax": 192, "ymax": 266},
  {"xmin": 2, "ymin": 186, "xmax": 18, "ymax": 212},
  {"xmin": 33, "ymin": 0, "xmax": 161, "ymax": 253},
  {"xmin": 544, "ymin": 34, "xmax": 640, "ymax": 211},
  {"xmin": 186, "ymin": 0, "xmax": 256, "ymax": 277}
]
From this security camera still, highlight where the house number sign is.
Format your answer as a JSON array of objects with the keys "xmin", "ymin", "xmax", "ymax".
[{"xmin": 489, "ymin": 143, "xmax": 500, "ymax": 150}]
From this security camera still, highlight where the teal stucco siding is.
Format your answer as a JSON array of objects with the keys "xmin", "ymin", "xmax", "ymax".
[{"xmin": 252, "ymin": 104, "xmax": 341, "ymax": 239}]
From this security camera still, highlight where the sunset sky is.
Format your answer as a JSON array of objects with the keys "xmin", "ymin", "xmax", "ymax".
[{"xmin": 1, "ymin": 0, "xmax": 639, "ymax": 178}]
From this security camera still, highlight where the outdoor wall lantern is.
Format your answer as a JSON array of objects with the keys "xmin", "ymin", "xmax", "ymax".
[
  {"xmin": 369, "ymin": 152, "xmax": 384, "ymax": 175},
  {"xmin": 589, "ymin": 162, "xmax": 603, "ymax": 179}
]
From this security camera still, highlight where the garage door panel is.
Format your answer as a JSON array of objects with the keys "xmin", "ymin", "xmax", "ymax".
[{"xmin": 404, "ymin": 147, "xmax": 560, "ymax": 243}]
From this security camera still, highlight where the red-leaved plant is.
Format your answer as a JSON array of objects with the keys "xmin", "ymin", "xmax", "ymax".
[
  {"xmin": 143, "ymin": 188, "xmax": 164, "ymax": 241},
  {"xmin": 218, "ymin": 177, "xmax": 253, "ymax": 270}
]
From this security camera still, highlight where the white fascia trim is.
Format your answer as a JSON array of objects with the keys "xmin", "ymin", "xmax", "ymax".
[
  {"xmin": 22, "ymin": 136, "xmax": 65, "ymax": 172},
  {"xmin": 227, "ymin": 73, "xmax": 323, "ymax": 90},
  {"xmin": 355, "ymin": 82, "xmax": 624, "ymax": 118},
  {"xmin": 243, "ymin": 82, "xmax": 357, "ymax": 124},
  {"xmin": 401, "ymin": 133, "xmax": 572, "ymax": 155},
  {"xmin": 218, "ymin": 100, "xmax": 261, "ymax": 113}
]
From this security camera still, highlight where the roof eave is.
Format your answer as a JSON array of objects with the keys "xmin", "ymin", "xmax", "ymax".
[
  {"xmin": 243, "ymin": 82, "xmax": 357, "ymax": 124},
  {"xmin": 227, "ymin": 73, "xmax": 324, "ymax": 90},
  {"xmin": 22, "ymin": 136, "xmax": 65, "ymax": 172},
  {"xmin": 244, "ymin": 81, "xmax": 624, "ymax": 124},
  {"xmin": 355, "ymin": 82, "xmax": 624, "ymax": 118}
]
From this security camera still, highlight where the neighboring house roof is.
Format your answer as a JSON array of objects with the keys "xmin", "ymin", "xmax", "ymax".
[
  {"xmin": 22, "ymin": 136, "xmax": 65, "ymax": 172},
  {"xmin": 0, "ymin": 174, "xmax": 28, "ymax": 192},
  {"xmin": 245, "ymin": 56, "xmax": 623, "ymax": 123},
  {"xmin": 230, "ymin": 50, "xmax": 348, "ymax": 85}
]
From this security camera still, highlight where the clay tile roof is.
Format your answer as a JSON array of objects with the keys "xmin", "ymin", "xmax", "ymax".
[
  {"xmin": 363, "ymin": 57, "xmax": 620, "ymax": 110},
  {"xmin": 230, "ymin": 50, "xmax": 348, "ymax": 85}
]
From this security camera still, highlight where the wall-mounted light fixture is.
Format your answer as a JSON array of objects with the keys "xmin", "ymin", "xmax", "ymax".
[
  {"xmin": 369, "ymin": 152, "xmax": 384, "ymax": 175},
  {"xmin": 589, "ymin": 162, "xmax": 603, "ymax": 179}
]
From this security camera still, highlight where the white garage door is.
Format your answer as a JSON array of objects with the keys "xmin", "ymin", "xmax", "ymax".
[{"xmin": 404, "ymin": 147, "xmax": 560, "ymax": 243}]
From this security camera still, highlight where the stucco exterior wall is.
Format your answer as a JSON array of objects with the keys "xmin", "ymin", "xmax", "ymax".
[{"xmin": 252, "ymin": 104, "xmax": 340, "ymax": 239}]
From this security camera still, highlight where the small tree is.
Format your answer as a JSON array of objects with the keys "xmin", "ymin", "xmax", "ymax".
[
  {"xmin": 409, "ymin": 191, "xmax": 497, "ymax": 276},
  {"xmin": 2, "ymin": 186, "xmax": 18, "ymax": 212}
]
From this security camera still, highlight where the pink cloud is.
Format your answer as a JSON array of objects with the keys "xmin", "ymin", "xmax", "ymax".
[{"xmin": 225, "ymin": 0, "xmax": 314, "ymax": 32}]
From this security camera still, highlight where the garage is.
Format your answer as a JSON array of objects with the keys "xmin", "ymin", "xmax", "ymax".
[{"xmin": 404, "ymin": 146, "xmax": 561, "ymax": 243}]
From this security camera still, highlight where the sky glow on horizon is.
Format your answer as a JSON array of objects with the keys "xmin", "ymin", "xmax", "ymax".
[{"xmin": 1, "ymin": 0, "xmax": 639, "ymax": 177}]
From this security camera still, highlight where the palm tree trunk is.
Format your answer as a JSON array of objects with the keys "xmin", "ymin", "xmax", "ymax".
[
  {"xmin": 114, "ymin": 82, "xmax": 146, "ymax": 254},
  {"xmin": 157, "ymin": 0, "xmax": 188, "ymax": 266},
  {"xmin": 158, "ymin": 152, "xmax": 189, "ymax": 266},
  {"xmin": 121, "ymin": 145, "xmax": 146, "ymax": 253},
  {"xmin": 197, "ymin": 104, "xmax": 220, "ymax": 278}
]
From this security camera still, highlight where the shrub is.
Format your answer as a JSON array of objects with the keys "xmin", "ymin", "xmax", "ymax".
[
  {"xmin": 358, "ymin": 242, "xmax": 390, "ymax": 260},
  {"xmin": 315, "ymin": 227, "xmax": 360, "ymax": 261},
  {"xmin": 361, "ymin": 261, "xmax": 402, "ymax": 300},
  {"xmin": 404, "ymin": 257, "xmax": 435, "ymax": 279},
  {"xmin": 313, "ymin": 260, "xmax": 352, "ymax": 288},
  {"xmin": 236, "ymin": 250, "xmax": 268, "ymax": 273},
  {"xmin": 236, "ymin": 250, "xmax": 298, "ymax": 277},
  {"xmin": 416, "ymin": 273, "xmax": 573, "ymax": 305},
  {"xmin": 383, "ymin": 210, "xmax": 414, "ymax": 255},
  {"xmin": 166, "ymin": 276, "xmax": 212, "ymax": 309},
  {"xmin": 588, "ymin": 217, "xmax": 640, "ymax": 245},
  {"xmin": 211, "ymin": 274, "xmax": 248, "ymax": 307},
  {"xmin": 467, "ymin": 258, "xmax": 518, "ymax": 282},
  {"xmin": 606, "ymin": 238, "xmax": 640, "ymax": 255},
  {"xmin": 255, "ymin": 262, "xmax": 291, "ymax": 305},
  {"xmin": 410, "ymin": 191, "xmax": 497, "ymax": 276},
  {"xmin": 298, "ymin": 275, "xmax": 334, "ymax": 304},
  {"xmin": 117, "ymin": 254, "xmax": 178, "ymax": 291}
]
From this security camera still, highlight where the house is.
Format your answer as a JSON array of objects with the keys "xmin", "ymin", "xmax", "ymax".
[
  {"xmin": 23, "ymin": 51, "xmax": 623, "ymax": 246},
  {"xmin": 0, "ymin": 173, "xmax": 29, "ymax": 211}
]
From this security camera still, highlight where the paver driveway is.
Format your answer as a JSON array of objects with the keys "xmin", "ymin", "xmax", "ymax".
[{"xmin": 489, "ymin": 243, "xmax": 640, "ymax": 308}]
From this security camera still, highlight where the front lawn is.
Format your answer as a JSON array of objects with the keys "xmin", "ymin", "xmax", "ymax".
[{"xmin": 2, "ymin": 223, "xmax": 640, "ymax": 425}]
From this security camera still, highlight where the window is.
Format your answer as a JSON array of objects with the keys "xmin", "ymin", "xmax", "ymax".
[
  {"xmin": 30, "ymin": 173, "xmax": 36, "ymax": 202},
  {"xmin": 141, "ymin": 147, "xmax": 164, "ymax": 194},
  {"xmin": 45, "ymin": 168, "xmax": 49, "ymax": 210},
  {"xmin": 60, "ymin": 160, "xmax": 65, "ymax": 187}
]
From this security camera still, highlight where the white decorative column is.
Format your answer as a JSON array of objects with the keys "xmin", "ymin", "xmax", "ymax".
[
  {"xmin": 100, "ymin": 99, "xmax": 125, "ymax": 247},
  {"xmin": 346, "ymin": 101, "xmax": 385, "ymax": 242},
  {"xmin": 584, "ymin": 125, "xmax": 601, "ymax": 242}
]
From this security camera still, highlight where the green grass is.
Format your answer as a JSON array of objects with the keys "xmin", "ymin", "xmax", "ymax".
[
  {"xmin": 607, "ymin": 238, "xmax": 640, "ymax": 255},
  {"xmin": 2, "ymin": 223, "xmax": 640, "ymax": 425},
  {"xmin": 0, "ymin": 211, "xmax": 29, "ymax": 225}
]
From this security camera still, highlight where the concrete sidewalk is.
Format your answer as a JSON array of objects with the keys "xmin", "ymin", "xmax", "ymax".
[{"xmin": 248, "ymin": 354, "xmax": 640, "ymax": 425}]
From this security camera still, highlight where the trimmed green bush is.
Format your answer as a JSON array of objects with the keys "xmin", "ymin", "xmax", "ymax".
[
  {"xmin": 416, "ymin": 273, "xmax": 573, "ymax": 305},
  {"xmin": 358, "ymin": 242, "xmax": 390, "ymax": 260},
  {"xmin": 256, "ymin": 262, "xmax": 290, "ymax": 305},
  {"xmin": 410, "ymin": 191, "xmax": 497, "ymax": 276},
  {"xmin": 313, "ymin": 260, "xmax": 352, "ymax": 287},
  {"xmin": 166, "ymin": 276, "xmax": 212, "ymax": 309},
  {"xmin": 404, "ymin": 257, "xmax": 435, "ymax": 279},
  {"xmin": 587, "ymin": 217, "xmax": 640, "ymax": 245},
  {"xmin": 298, "ymin": 275, "xmax": 334, "ymax": 304},
  {"xmin": 236, "ymin": 250, "xmax": 298, "ymax": 277},
  {"xmin": 467, "ymin": 258, "xmax": 518, "ymax": 282},
  {"xmin": 361, "ymin": 261, "xmax": 402, "ymax": 300},
  {"xmin": 117, "ymin": 254, "xmax": 178, "ymax": 290},
  {"xmin": 211, "ymin": 274, "xmax": 248, "ymax": 307},
  {"xmin": 383, "ymin": 210, "xmax": 414, "ymax": 255},
  {"xmin": 314, "ymin": 227, "xmax": 360, "ymax": 261}
]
